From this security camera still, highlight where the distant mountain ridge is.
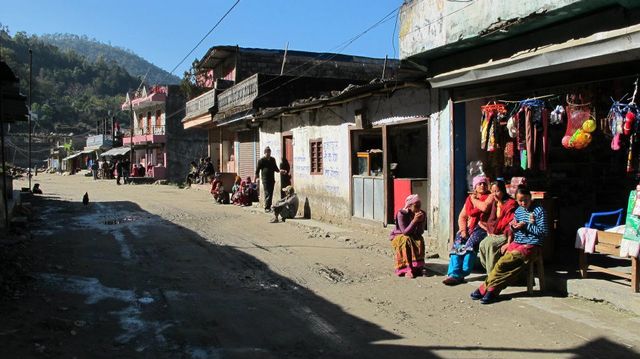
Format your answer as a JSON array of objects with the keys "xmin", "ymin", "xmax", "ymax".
[{"xmin": 40, "ymin": 33, "xmax": 180, "ymax": 85}]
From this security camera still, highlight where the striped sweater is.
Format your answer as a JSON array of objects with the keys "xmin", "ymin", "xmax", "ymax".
[{"xmin": 513, "ymin": 204, "xmax": 548, "ymax": 246}]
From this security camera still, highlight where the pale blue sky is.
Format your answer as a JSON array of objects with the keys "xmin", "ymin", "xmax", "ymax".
[{"xmin": 0, "ymin": 0, "xmax": 402, "ymax": 76}]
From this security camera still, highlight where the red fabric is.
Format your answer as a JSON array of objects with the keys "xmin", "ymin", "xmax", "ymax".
[
  {"xmin": 492, "ymin": 198, "xmax": 517, "ymax": 235},
  {"xmin": 506, "ymin": 241, "xmax": 536, "ymax": 257},
  {"xmin": 210, "ymin": 179, "xmax": 221, "ymax": 195},
  {"xmin": 464, "ymin": 194, "xmax": 489, "ymax": 233}
]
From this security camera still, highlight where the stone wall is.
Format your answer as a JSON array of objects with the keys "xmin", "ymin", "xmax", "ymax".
[{"xmin": 165, "ymin": 86, "xmax": 208, "ymax": 182}]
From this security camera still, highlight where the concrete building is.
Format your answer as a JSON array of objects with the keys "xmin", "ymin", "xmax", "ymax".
[
  {"xmin": 0, "ymin": 61, "xmax": 28, "ymax": 229},
  {"xmin": 122, "ymin": 85, "xmax": 207, "ymax": 181},
  {"xmin": 255, "ymin": 81, "xmax": 431, "ymax": 226},
  {"xmin": 181, "ymin": 46, "xmax": 396, "ymax": 178},
  {"xmin": 399, "ymin": 0, "xmax": 640, "ymax": 256}
]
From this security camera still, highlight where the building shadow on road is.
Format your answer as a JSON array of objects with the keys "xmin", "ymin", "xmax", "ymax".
[{"xmin": 1, "ymin": 195, "xmax": 637, "ymax": 358}]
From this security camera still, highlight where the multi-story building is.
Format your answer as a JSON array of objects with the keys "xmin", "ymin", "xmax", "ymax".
[
  {"xmin": 122, "ymin": 85, "xmax": 207, "ymax": 181},
  {"xmin": 182, "ymin": 45, "xmax": 396, "ymax": 180}
]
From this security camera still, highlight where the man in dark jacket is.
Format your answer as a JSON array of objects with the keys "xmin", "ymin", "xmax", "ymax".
[
  {"xmin": 115, "ymin": 160, "xmax": 123, "ymax": 185},
  {"xmin": 255, "ymin": 146, "xmax": 279, "ymax": 212}
]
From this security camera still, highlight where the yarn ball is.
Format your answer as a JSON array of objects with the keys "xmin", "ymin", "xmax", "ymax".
[{"xmin": 561, "ymin": 135, "xmax": 572, "ymax": 148}]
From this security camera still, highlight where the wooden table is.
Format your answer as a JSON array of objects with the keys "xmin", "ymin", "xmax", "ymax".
[{"xmin": 578, "ymin": 230, "xmax": 639, "ymax": 293}]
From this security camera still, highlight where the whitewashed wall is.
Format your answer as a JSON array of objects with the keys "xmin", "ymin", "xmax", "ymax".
[{"xmin": 260, "ymin": 108, "xmax": 352, "ymax": 220}]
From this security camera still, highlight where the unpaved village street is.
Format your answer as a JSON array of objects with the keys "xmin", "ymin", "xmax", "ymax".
[{"xmin": 2, "ymin": 173, "xmax": 640, "ymax": 358}]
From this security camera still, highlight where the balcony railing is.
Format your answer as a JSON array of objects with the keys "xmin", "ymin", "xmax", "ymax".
[
  {"xmin": 132, "ymin": 125, "xmax": 165, "ymax": 136},
  {"xmin": 185, "ymin": 89, "xmax": 216, "ymax": 119}
]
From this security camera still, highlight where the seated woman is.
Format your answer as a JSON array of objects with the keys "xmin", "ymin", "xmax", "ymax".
[
  {"xmin": 443, "ymin": 175, "xmax": 492, "ymax": 285},
  {"xmin": 232, "ymin": 180, "xmax": 250, "ymax": 206},
  {"xmin": 471, "ymin": 187, "xmax": 548, "ymax": 304},
  {"xmin": 478, "ymin": 180, "xmax": 518, "ymax": 275},
  {"xmin": 212, "ymin": 182, "xmax": 230, "ymax": 204},
  {"xmin": 231, "ymin": 176, "xmax": 242, "ymax": 196},
  {"xmin": 389, "ymin": 194, "xmax": 426, "ymax": 278},
  {"xmin": 245, "ymin": 176, "xmax": 258, "ymax": 203}
]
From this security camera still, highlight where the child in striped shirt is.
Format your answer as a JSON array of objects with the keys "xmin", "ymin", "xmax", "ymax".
[{"xmin": 470, "ymin": 187, "xmax": 548, "ymax": 304}]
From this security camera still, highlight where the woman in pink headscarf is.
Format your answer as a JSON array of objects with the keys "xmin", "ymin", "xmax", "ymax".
[
  {"xmin": 442, "ymin": 175, "xmax": 493, "ymax": 285},
  {"xmin": 389, "ymin": 194, "xmax": 427, "ymax": 278}
]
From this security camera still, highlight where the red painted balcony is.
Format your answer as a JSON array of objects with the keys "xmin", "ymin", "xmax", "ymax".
[{"xmin": 123, "ymin": 125, "xmax": 166, "ymax": 145}]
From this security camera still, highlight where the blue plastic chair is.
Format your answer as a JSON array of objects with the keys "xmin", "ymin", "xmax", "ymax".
[{"xmin": 585, "ymin": 208, "xmax": 624, "ymax": 231}]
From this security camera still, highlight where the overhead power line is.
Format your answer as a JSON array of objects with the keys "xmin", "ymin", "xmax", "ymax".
[{"xmin": 168, "ymin": 0, "xmax": 241, "ymax": 77}]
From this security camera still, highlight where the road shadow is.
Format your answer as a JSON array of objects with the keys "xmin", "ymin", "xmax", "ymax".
[{"xmin": 0, "ymin": 195, "xmax": 637, "ymax": 358}]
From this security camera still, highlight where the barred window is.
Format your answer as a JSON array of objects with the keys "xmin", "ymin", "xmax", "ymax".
[{"xmin": 310, "ymin": 139, "xmax": 323, "ymax": 175}]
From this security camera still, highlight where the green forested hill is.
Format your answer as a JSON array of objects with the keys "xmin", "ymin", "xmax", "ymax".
[
  {"xmin": 41, "ymin": 33, "xmax": 180, "ymax": 85},
  {"xmin": 0, "ymin": 28, "xmax": 140, "ymax": 133}
]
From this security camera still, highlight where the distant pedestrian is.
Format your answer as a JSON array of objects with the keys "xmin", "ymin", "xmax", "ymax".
[
  {"xmin": 201, "ymin": 157, "xmax": 215, "ymax": 184},
  {"xmin": 185, "ymin": 161, "xmax": 198, "ymax": 188},
  {"xmin": 255, "ymin": 146, "xmax": 279, "ymax": 212},
  {"xmin": 116, "ymin": 160, "xmax": 123, "ymax": 185},
  {"xmin": 280, "ymin": 157, "xmax": 291, "ymax": 199},
  {"xmin": 32, "ymin": 183, "xmax": 43, "ymax": 195},
  {"xmin": 196, "ymin": 157, "xmax": 205, "ymax": 184},
  {"xmin": 270, "ymin": 186, "xmax": 299, "ymax": 223},
  {"xmin": 91, "ymin": 160, "xmax": 99, "ymax": 180},
  {"xmin": 122, "ymin": 158, "xmax": 131, "ymax": 184}
]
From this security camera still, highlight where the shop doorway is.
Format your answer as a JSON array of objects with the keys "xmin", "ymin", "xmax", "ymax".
[{"xmin": 283, "ymin": 134, "xmax": 294, "ymax": 186}]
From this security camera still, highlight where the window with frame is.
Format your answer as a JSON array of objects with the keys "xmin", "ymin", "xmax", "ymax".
[{"xmin": 310, "ymin": 139, "xmax": 323, "ymax": 175}]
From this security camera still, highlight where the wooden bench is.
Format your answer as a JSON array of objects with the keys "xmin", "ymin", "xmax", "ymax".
[
  {"xmin": 578, "ymin": 231, "xmax": 639, "ymax": 293},
  {"xmin": 527, "ymin": 252, "xmax": 545, "ymax": 294}
]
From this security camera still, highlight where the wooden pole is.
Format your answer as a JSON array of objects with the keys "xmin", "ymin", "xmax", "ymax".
[
  {"xmin": 280, "ymin": 42, "xmax": 289, "ymax": 75},
  {"xmin": 381, "ymin": 54, "xmax": 388, "ymax": 80},
  {"xmin": 0, "ymin": 84, "xmax": 8, "ymax": 229},
  {"xmin": 28, "ymin": 49, "xmax": 32, "ymax": 190},
  {"xmin": 129, "ymin": 100, "xmax": 134, "ymax": 165}
]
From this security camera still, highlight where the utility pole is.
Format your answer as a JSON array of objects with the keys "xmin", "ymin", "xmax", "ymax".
[
  {"xmin": 280, "ymin": 41, "xmax": 289, "ymax": 75},
  {"xmin": 381, "ymin": 54, "xmax": 388, "ymax": 80},
  {"xmin": 129, "ymin": 99, "xmax": 134, "ymax": 165},
  {"xmin": 0, "ymin": 83, "xmax": 8, "ymax": 229},
  {"xmin": 28, "ymin": 49, "xmax": 32, "ymax": 190}
]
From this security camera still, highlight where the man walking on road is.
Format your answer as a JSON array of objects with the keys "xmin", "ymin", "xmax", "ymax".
[
  {"xmin": 116, "ymin": 160, "xmax": 123, "ymax": 185},
  {"xmin": 255, "ymin": 146, "xmax": 279, "ymax": 212},
  {"xmin": 91, "ymin": 160, "xmax": 99, "ymax": 180}
]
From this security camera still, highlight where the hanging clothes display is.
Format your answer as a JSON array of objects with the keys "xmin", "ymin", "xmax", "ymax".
[
  {"xmin": 509, "ymin": 99, "xmax": 549, "ymax": 171},
  {"xmin": 480, "ymin": 103, "xmax": 507, "ymax": 152},
  {"xmin": 605, "ymin": 100, "xmax": 638, "ymax": 151}
]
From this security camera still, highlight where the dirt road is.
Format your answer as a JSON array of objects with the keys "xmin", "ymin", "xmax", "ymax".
[{"xmin": 1, "ymin": 173, "xmax": 639, "ymax": 358}]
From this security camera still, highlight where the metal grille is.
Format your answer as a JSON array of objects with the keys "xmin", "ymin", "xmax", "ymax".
[{"xmin": 237, "ymin": 129, "xmax": 257, "ymax": 179}]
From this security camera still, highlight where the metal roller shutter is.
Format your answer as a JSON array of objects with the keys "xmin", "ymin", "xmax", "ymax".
[{"xmin": 237, "ymin": 129, "xmax": 257, "ymax": 179}]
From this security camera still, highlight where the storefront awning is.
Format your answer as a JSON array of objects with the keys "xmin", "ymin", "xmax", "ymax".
[
  {"xmin": 428, "ymin": 24, "xmax": 640, "ymax": 89},
  {"xmin": 182, "ymin": 112, "xmax": 213, "ymax": 129},
  {"xmin": 371, "ymin": 115, "xmax": 429, "ymax": 127},
  {"xmin": 62, "ymin": 149, "xmax": 96, "ymax": 161},
  {"xmin": 62, "ymin": 152, "xmax": 82, "ymax": 161},
  {"xmin": 100, "ymin": 147, "xmax": 131, "ymax": 157}
]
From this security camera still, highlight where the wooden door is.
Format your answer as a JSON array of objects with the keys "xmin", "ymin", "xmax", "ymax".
[{"xmin": 284, "ymin": 135, "xmax": 293, "ymax": 185}]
